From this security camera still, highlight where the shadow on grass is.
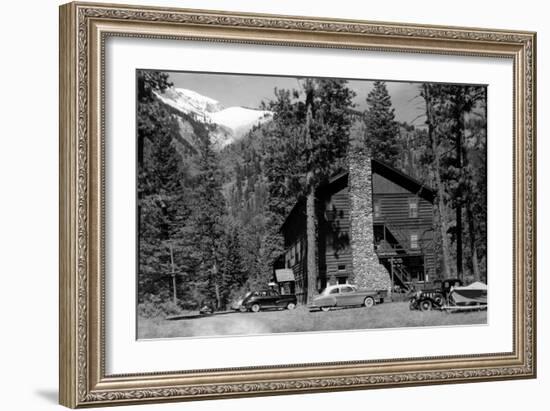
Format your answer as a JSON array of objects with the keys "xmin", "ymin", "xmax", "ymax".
[
  {"xmin": 166, "ymin": 308, "xmax": 292, "ymax": 321},
  {"xmin": 166, "ymin": 310, "xmax": 237, "ymax": 321}
]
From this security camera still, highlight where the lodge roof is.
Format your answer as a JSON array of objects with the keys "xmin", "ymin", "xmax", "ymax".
[{"xmin": 280, "ymin": 159, "xmax": 435, "ymax": 232}]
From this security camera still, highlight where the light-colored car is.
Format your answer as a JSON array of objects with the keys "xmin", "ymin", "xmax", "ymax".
[{"xmin": 310, "ymin": 284, "xmax": 385, "ymax": 312}]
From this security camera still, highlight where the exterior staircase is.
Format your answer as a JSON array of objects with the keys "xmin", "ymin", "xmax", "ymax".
[
  {"xmin": 383, "ymin": 221, "xmax": 411, "ymax": 253},
  {"xmin": 391, "ymin": 263, "xmax": 413, "ymax": 291}
]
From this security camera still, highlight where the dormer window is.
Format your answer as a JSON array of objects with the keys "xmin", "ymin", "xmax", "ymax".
[{"xmin": 408, "ymin": 197, "xmax": 418, "ymax": 218}]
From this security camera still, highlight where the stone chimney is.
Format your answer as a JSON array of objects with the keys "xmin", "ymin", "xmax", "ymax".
[{"xmin": 348, "ymin": 145, "xmax": 392, "ymax": 291}]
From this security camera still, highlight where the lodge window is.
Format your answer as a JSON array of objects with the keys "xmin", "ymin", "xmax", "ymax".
[
  {"xmin": 338, "ymin": 264, "xmax": 346, "ymax": 271},
  {"xmin": 374, "ymin": 199, "xmax": 381, "ymax": 218},
  {"xmin": 410, "ymin": 233, "xmax": 419, "ymax": 249},
  {"xmin": 408, "ymin": 197, "xmax": 418, "ymax": 218}
]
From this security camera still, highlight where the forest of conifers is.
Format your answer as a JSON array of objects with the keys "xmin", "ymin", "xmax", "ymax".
[{"xmin": 137, "ymin": 70, "xmax": 487, "ymax": 315}]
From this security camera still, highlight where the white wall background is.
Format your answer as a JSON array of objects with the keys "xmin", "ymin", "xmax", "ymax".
[{"xmin": 0, "ymin": 0, "xmax": 546, "ymax": 409}]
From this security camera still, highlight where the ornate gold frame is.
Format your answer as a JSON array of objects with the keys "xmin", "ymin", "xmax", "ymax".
[{"xmin": 59, "ymin": 1, "xmax": 536, "ymax": 408}]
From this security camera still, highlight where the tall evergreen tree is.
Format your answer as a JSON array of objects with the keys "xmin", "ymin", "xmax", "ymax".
[
  {"xmin": 446, "ymin": 85, "xmax": 486, "ymax": 279},
  {"xmin": 137, "ymin": 71, "xmax": 172, "ymax": 167},
  {"xmin": 137, "ymin": 70, "xmax": 192, "ymax": 303},
  {"xmin": 420, "ymin": 83, "xmax": 455, "ymax": 279},
  {"xmin": 263, "ymin": 79, "xmax": 355, "ymax": 303},
  {"xmin": 261, "ymin": 89, "xmax": 307, "ymax": 288},
  {"xmin": 419, "ymin": 83, "xmax": 487, "ymax": 281},
  {"xmin": 189, "ymin": 129, "xmax": 227, "ymax": 310},
  {"xmin": 364, "ymin": 81, "xmax": 401, "ymax": 165},
  {"xmin": 220, "ymin": 226, "xmax": 248, "ymax": 305},
  {"xmin": 460, "ymin": 89, "xmax": 487, "ymax": 282},
  {"xmin": 304, "ymin": 79, "xmax": 355, "ymax": 302}
]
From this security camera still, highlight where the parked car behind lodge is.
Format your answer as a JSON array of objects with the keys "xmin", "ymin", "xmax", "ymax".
[
  {"xmin": 234, "ymin": 289, "xmax": 297, "ymax": 312},
  {"xmin": 310, "ymin": 284, "xmax": 387, "ymax": 312}
]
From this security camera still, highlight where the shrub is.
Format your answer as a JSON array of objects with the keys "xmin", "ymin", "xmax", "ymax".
[{"xmin": 138, "ymin": 294, "xmax": 182, "ymax": 318}]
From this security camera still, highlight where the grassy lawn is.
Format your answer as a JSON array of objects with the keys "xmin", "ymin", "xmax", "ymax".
[{"xmin": 138, "ymin": 301, "xmax": 487, "ymax": 339}]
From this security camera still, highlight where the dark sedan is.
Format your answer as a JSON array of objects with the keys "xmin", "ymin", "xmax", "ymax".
[{"xmin": 236, "ymin": 289, "xmax": 297, "ymax": 312}]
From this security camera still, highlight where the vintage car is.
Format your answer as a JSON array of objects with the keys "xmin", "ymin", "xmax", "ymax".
[
  {"xmin": 310, "ymin": 284, "xmax": 386, "ymax": 312},
  {"xmin": 408, "ymin": 278, "xmax": 462, "ymax": 311},
  {"xmin": 236, "ymin": 289, "xmax": 297, "ymax": 312}
]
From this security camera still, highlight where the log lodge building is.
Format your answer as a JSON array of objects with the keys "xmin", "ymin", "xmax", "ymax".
[{"xmin": 274, "ymin": 159, "xmax": 436, "ymax": 304}]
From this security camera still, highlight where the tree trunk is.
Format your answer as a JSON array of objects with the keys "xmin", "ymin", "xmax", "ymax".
[
  {"xmin": 435, "ymin": 169, "xmax": 454, "ymax": 279},
  {"xmin": 303, "ymin": 81, "xmax": 319, "ymax": 304},
  {"xmin": 456, "ymin": 204, "xmax": 463, "ymax": 278},
  {"xmin": 467, "ymin": 204, "xmax": 481, "ymax": 282},
  {"xmin": 424, "ymin": 84, "xmax": 454, "ymax": 279},
  {"xmin": 306, "ymin": 182, "xmax": 319, "ymax": 304},
  {"xmin": 454, "ymin": 105, "xmax": 464, "ymax": 279},
  {"xmin": 214, "ymin": 282, "xmax": 221, "ymax": 311},
  {"xmin": 212, "ymin": 262, "xmax": 222, "ymax": 310}
]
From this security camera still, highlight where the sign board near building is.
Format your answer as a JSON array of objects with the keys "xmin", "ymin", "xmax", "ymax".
[{"xmin": 275, "ymin": 268, "xmax": 295, "ymax": 283}]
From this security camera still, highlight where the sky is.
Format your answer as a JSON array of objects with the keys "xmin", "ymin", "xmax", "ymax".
[{"xmin": 167, "ymin": 71, "xmax": 427, "ymax": 126}]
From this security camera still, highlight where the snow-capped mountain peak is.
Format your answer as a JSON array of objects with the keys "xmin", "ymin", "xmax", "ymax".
[
  {"xmin": 155, "ymin": 87, "xmax": 272, "ymax": 149},
  {"xmin": 211, "ymin": 106, "xmax": 271, "ymax": 136},
  {"xmin": 156, "ymin": 87, "xmax": 223, "ymax": 117}
]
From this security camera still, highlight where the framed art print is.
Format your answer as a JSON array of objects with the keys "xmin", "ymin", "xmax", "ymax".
[{"xmin": 59, "ymin": 2, "xmax": 536, "ymax": 407}]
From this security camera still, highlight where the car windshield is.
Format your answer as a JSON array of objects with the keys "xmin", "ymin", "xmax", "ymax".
[{"xmin": 320, "ymin": 287, "xmax": 337, "ymax": 295}]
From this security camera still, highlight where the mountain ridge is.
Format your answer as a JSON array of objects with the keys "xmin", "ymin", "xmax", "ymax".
[{"xmin": 155, "ymin": 87, "xmax": 272, "ymax": 149}]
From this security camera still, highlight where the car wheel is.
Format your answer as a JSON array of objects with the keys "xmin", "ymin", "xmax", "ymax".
[
  {"xmin": 364, "ymin": 296, "xmax": 375, "ymax": 308},
  {"xmin": 320, "ymin": 306, "xmax": 331, "ymax": 312},
  {"xmin": 409, "ymin": 299, "xmax": 416, "ymax": 310},
  {"xmin": 286, "ymin": 302, "xmax": 296, "ymax": 310},
  {"xmin": 251, "ymin": 304, "xmax": 261, "ymax": 313},
  {"xmin": 420, "ymin": 300, "xmax": 433, "ymax": 312},
  {"xmin": 239, "ymin": 306, "xmax": 247, "ymax": 313}
]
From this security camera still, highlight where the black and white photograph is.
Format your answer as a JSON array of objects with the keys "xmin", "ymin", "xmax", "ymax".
[{"xmin": 136, "ymin": 70, "xmax": 488, "ymax": 339}]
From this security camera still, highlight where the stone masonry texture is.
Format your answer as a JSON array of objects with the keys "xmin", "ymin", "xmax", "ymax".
[{"xmin": 348, "ymin": 147, "xmax": 392, "ymax": 292}]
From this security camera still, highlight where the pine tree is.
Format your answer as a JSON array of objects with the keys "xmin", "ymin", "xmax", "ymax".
[
  {"xmin": 137, "ymin": 70, "xmax": 192, "ymax": 304},
  {"xmin": 189, "ymin": 129, "xmax": 227, "ymax": 310},
  {"xmin": 420, "ymin": 83, "xmax": 455, "ymax": 279},
  {"xmin": 137, "ymin": 71, "xmax": 172, "ymax": 167},
  {"xmin": 449, "ymin": 85, "xmax": 486, "ymax": 279},
  {"xmin": 220, "ymin": 226, "xmax": 248, "ymax": 306},
  {"xmin": 262, "ymin": 79, "xmax": 355, "ymax": 303},
  {"xmin": 364, "ymin": 81, "xmax": 401, "ymax": 165},
  {"xmin": 461, "ymin": 89, "xmax": 487, "ymax": 282},
  {"xmin": 261, "ymin": 89, "xmax": 307, "ymax": 288},
  {"xmin": 303, "ymin": 81, "xmax": 318, "ymax": 303},
  {"xmin": 303, "ymin": 79, "xmax": 356, "ymax": 302},
  {"xmin": 419, "ymin": 83, "xmax": 487, "ymax": 282}
]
